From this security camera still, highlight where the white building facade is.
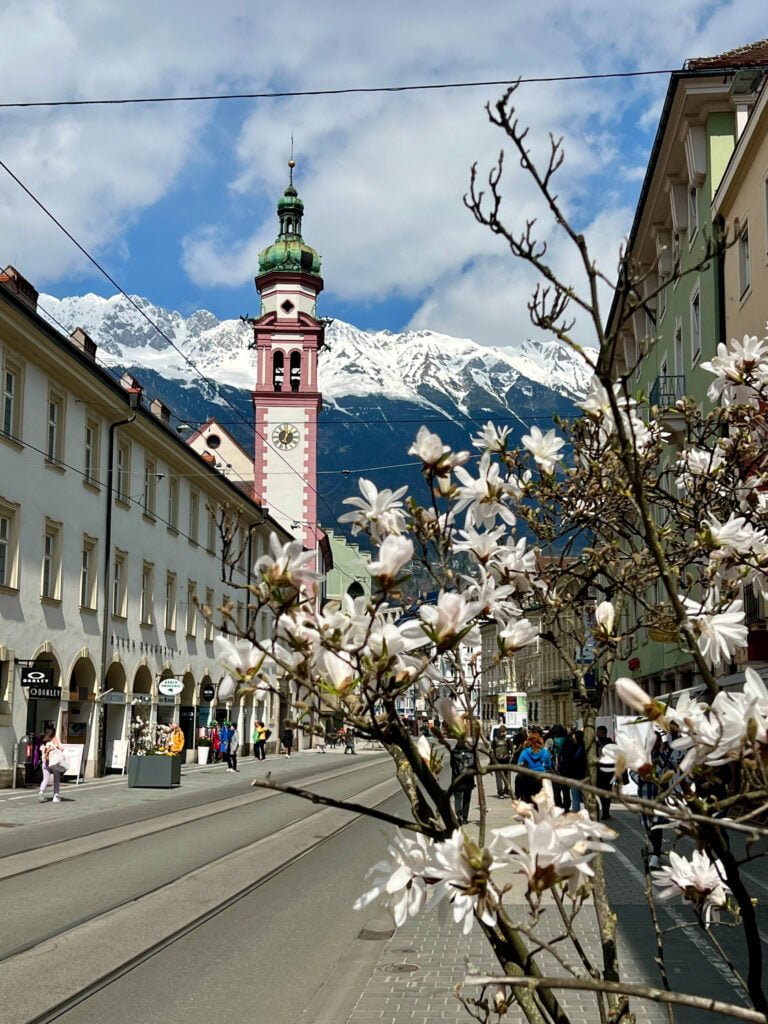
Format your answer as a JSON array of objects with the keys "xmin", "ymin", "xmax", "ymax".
[{"xmin": 0, "ymin": 267, "xmax": 290, "ymax": 785}]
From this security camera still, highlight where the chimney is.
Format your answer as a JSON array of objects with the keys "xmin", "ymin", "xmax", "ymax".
[
  {"xmin": 70, "ymin": 326, "xmax": 97, "ymax": 362},
  {"xmin": 150, "ymin": 397, "xmax": 171, "ymax": 425},
  {"xmin": 120, "ymin": 371, "xmax": 142, "ymax": 393},
  {"xmin": 201, "ymin": 451, "xmax": 216, "ymax": 465},
  {"xmin": 0, "ymin": 265, "xmax": 39, "ymax": 310}
]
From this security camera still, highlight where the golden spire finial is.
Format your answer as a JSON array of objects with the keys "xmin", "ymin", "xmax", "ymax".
[{"xmin": 288, "ymin": 134, "xmax": 295, "ymax": 185}]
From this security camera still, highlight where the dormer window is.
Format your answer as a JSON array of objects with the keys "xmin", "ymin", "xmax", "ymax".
[{"xmin": 280, "ymin": 299, "xmax": 295, "ymax": 314}]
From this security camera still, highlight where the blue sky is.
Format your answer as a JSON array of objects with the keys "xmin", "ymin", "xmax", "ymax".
[{"xmin": 2, "ymin": 1, "xmax": 766, "ymax": 348}]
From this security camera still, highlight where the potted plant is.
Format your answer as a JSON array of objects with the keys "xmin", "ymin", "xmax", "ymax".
[
  {"xmin": 197, "ymin": 736, "xmax": 211, "ymax": 765},
  {"xmin": 127, "ymin": 719, "xmax": 182, "ymax": 788}
]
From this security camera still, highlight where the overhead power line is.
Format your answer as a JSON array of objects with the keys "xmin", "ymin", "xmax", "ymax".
[{"xmin": 0, "ymin": 68, "xmax": 679, "ymax": 111}]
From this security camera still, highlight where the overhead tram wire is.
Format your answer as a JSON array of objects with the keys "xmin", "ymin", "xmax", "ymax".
[
  {"xmin": 0, "ymin": 67, "xmax": 679, "ymax": 111},
  {"xmin": 0, "ymin": 164, "xmax": 354, "ymax": 544}
]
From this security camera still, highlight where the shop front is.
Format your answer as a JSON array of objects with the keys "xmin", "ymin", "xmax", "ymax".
[{"xmin": 20, "ymin": 657, "xmax": 61, "ymax": 784}]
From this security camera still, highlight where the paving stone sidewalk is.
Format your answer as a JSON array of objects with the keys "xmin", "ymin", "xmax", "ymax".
[{"xmin": 340, "ymin": 792, "xmax": 746, "ymax": 1024}]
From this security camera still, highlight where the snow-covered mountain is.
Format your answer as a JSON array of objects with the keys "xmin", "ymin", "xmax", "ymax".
[
  {"xmin": 37, "ymin": 291, "xmax": 594, "ymax": 523},
  {"xmin": 38, "ymin": 292, "xmax": 595, "ymax": 410}
]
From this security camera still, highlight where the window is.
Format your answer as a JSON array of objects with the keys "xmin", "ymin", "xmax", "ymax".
[
  {"xmin": 143, "ymin": 456, "xmax": 157, "ymax": 517},
  {"xmin": 688, "ymin": 186, "xmax": 698, "ymax": 239},
  {"xmin": 140, "ymin": 562, "xmax": 154, "ymax": 625},
  {"xmin": 0, "ymin": 656, "xmax": 12, "ymax": 707},
  {"xmin": 116, "ymin": 442, "xmax": 131, "ymax": 504},
  {"xmin": 690, "ymin": 288, "xmax": 701, "ymax": 363},
  {"xmin": 165, "ymin": 572, "xmax": 177, "ymax": 631},
  {"xmin": 112, "ymin": 550, "xmax": 127, "ymax": 617},
  {"xmin": 658, "ymin": 274, "xmax": 667, "ymax": 321},
  {"xmin": 206, "ymin": 505, "xmax": 217, "ymax": 554},
  {"xmin": 0, "ymin": 499, "xmax": 19, "ymax": 589},
  {"xmin": 186, "ymin": 581, "xmax": 197, "ymax": 637},
  {"xmin": 46, "ymin": 390, "xmax": 65, "ymax": 464},
  {"xmin": 188, "ymin": 489, "xmax": 199, "ymax": 545},
  {"xmin": 80, "ymin": 536, "xmax": 97, "ymax": 609},
  {"xmin": 237, "ymin": 526, "xmax": 247, "ymax": 573},
  {"xmin": 1, "ymin": 359, "xmax": 22, "ymax": 441},
  {"xmin": 672, "ymin": 233, "xmax": 681, "ymax": 274},
  {"xmin": 168, "ymin": 474, "xmax": 179, "ymax": 531},
  {"xmin": 236, "ymin": 601, "xmax": 245, "ymax": 634},
  {"xmin": 739, "ymin": 223, "xmax": 751, "ymax": 297},
  {"xmin": 84, "ymin": 418, "xmax": 100, "ymax": 486},
  {"xmin": 204, "ymin": 588, "xmax": 215, "ymax": 641},
  {"xmin": 42, "ymin": 520, "xmax": 62, "ymax": 600}
]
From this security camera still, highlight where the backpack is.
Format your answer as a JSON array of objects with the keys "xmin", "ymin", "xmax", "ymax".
[{"xmin": 453, "ymin": 747, "xmax": 474, "ymax": 776}]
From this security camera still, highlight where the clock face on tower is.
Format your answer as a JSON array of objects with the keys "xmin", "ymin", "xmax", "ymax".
[{"xmin": 272, "ymin": 423, "xmax": 301, "ymax": 450}]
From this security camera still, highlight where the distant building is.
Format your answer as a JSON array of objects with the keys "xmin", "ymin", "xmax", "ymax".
[{"xmin": 186, "ymin": 418, "xmax": 255, "ymax": 494}]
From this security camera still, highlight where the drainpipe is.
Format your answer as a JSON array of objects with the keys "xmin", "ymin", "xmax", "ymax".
[
  {"xmin": 713, "ymin": 215, "xmax": 727, "ymax": 350},
  {"xmin": 93, "ymin": 389, "xmax": 141, "ymax": 775}
]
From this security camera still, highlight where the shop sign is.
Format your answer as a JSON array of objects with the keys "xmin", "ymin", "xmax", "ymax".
[
  {"xmin": 28, "ymin": 685, "xmax": 62, "ymax": 700},
  {"xmin": 158, "ymin": 695, "xmax": 177, "ymax": 705},
  {"xmin": 158, "ymin": 677, "xmax": 183, "ymax": 697},
  {"xmin": 201, "ymin": 682, "xmax": 216, "ymax": 703},
  {"xmin": 132, "ymin": 693, "xmax": 152, "ymax": 705},
  {"xmin": 21, "ymin": 667, "xmax": 54, "ymax": 687},
  {"xmin": 103, "ymin": 691, "xmax": 126, "ymax": 704}
]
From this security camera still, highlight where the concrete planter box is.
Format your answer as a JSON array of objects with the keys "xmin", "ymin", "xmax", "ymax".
[{"xmin": 127, "ymin": 754, "xmax": 182, "ymax": 788}]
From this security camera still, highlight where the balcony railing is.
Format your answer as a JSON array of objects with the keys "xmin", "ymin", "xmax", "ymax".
[{"xmin": 649, "ymin": 374, "xmax": 686, "ymax": 409}]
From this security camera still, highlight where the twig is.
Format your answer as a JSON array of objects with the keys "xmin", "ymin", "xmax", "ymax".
[{"xmin": 463, "ymin": 976, "xmax": 767, "ymax": 1022}]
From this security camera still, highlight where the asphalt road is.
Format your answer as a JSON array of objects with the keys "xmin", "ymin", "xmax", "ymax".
[{"xmin": 0, "ymin": 751, "xmax": 405, "ymax": 1024}]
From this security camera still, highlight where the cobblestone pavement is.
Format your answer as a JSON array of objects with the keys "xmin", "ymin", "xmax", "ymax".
[{"xmin": 339, "ymin": 792, "xmax": 754, "ymax": 1024}]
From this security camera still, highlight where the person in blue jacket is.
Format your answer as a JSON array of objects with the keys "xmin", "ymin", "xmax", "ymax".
[
  {"xmin": 219, "ymin": 721, "xmax": 232, "ymax": 770},
  {"xmin": 515, "ymin": 729, "xmax": 552, "ymax": 802}
]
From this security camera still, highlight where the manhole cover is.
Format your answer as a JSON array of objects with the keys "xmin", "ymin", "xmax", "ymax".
[{"xmin": 380, "ymin": 963, "xmax": 420, "ymax": 973}]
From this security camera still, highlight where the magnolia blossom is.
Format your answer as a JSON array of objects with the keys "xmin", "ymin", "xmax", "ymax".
[
  {"xmin": 498, "ymin": 618, "xmax": 539, "ymax": 656},
  {"xmin": 339, "ymin": 478, "xmax": 408, "ymax": 540},
  {"xmin": 701, "ymin": 333, "xmax": 768, "ymax": 404},
  {"xmin": 675, "ymin": 445, "xmax": 725, "ymax": 494},
  {"xmin": 595, "ymin": 601, "xmax": 615, "ymax": 636},
  {"xmin": 615, "ymin": 678, "xmax": 668, "ymax": 724},
  {"xmin": 322, "ymin": 650, "xmax": 356, "ymax": 694},
  {"xmin": 683, "ymin": 598, "xmax": 747, "ymax": 670},
  {"xmin": 415, "ymin": 734, "xmax": 432, "ymax": 764},
  {"xmin": 653, "ymin": 850, "xmax": 730, "ymax": 926},
  {"xmin": 599, "ymin": 724, "xmax": 654, "ymax": 777},
  {"xmin": 471, "ymin": 421, "xmax": 511, "ymax": 453},
  {"xmin": 214, "ymin": 635, "xmax": 269, "ymax": 702},
  {"xmin": 453, "ymin": 453, "xmax": 519, "ymax": 530},
  {"xmin": 521, "ymin": 426, "xmax": 565, "ymax": 474},
  {"xmin": 491, "ymin": 807, "xmax": 616, "ymax": 896},
  {"xmin": 434, "ymin": 696, "xmax": 468, "ymax": 738},
  {"xmin": 367, "ymin": 534, "xmax": 414, "ymax": 583},
  {"xmin": 452, "ymin": 525, "xmax": 505, "ymax": 564},
  {"xmin": 415, "ymin": 591, "xmax": 481, "ymax": 649},
  {"xmin": 430, "ymin": 830, "xmax": 498, "ymax": 935},
  {"xmin": 353, "ymin": 829, "xmax": 434, "ymax": 927},
  {"xmin": 255, "ymin": 535, "xmax": 322, "ymax": 595}
]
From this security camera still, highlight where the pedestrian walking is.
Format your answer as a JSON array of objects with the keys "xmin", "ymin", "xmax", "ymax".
[
  {"xmin": 228, "ymin": 723, "xmax": 239, "ymax": 772},
  {"xmin": 211, "ymin": 724, "xmax": 221, "ymax": 763},
  {"xmin": 252, "ymin": 721, "xmax": 260, "ymax": 758},
  {"xmin": 219, "ymin": 722, "xmax": 233, "ymax": 770},
  {"xmin": 595, "ymin": 725, "xmax": 614, "ymax": 820},
  {"xmin": 515, "ymin": 731, "xmax": 552, "ymax": 803},
  {"xmin": 38, "ymin": 725, "xmax": 65, "ymax": 803},
  {"xmin": 281, "ymin": 723, "xmax": 294, "ymax": 756},
  {"xmin": 550, "ymin": 725, "xmax": 571, "ymax": 811},
  {"xmin": 491, "ymin": 724, "xmax": 514, "ymax": 797},
  {"xmin": 344, "ymin": 726, "xmax": 357, "ymax": 755},
  {"xmin": 449, "ymin": 736, "xmax": 476, "ymax": 824},
  {"xmin": 562, "ymin": 729, "xmax": 587, "ymax": 811}
]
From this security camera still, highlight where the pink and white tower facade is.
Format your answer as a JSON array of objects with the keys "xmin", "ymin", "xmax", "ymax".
[{"xmin": 251, "ymin": 162, "xmax": 325, "ymax": 550}]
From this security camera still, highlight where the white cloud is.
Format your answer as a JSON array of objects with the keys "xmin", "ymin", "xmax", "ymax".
[{"xmin": 2, "ymin": 0, "xmax": 767, "ymax": 349}]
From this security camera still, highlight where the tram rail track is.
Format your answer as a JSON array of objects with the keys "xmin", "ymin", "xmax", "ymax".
[
  {"xmin": 0, "ymin": 754, "xmax": 389, "ymax": 881},
  {"xmin": 4, "ymin": 774, "xmax": 402, "ymax": 1024}
]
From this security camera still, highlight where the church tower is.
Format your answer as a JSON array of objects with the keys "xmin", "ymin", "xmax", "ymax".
[{"xmin": 251, "ymin": 161, "xmax": 324, "ymax": 550}]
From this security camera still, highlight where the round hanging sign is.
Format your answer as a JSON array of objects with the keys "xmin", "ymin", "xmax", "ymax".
[
  {"xmin": 201, "ymin": 682, "xmax": 216, "ymax": 703},
  {"xmin": 158, "ymin": 677, "xmax": 184, "ymax": 697}
]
